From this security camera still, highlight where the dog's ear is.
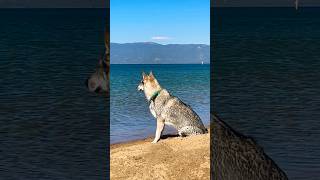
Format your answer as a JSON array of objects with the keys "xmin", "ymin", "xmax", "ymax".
[
  {"xmin": 149, "ymin": 71, "xmax": 154, "ymax": 79},
  {"xmin": 142, "ymin": 72, "xmax": 147, "ymax": 79}
]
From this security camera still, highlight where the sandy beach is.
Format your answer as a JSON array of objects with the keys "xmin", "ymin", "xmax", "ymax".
[{"xmin": 110, "ymin": 131, "xmax": 210, "ymax": 180}]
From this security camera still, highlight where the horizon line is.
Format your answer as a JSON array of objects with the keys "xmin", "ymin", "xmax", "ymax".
[
  {"xmin": 110, "ymin": 63, "xmax": 210, "ymax": 65},
  {"xmin": 111, "ymin": 42, "xmax": 210, "ymax": 46},
  {"xmin": 1, "ymin": 6, "xmax": 320, "ymax": 9}
]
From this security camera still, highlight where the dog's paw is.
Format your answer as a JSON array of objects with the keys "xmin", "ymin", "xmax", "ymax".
[{"xmin": 151, "ymin": 140, "xmax": 158, "ymax": 144}]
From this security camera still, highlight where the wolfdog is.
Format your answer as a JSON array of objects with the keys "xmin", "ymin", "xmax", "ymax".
[
  {"xmin": 137, "ymin": 72, "xmax": 207, "ymax": 143},
  {"xmin": 86, "ymin": 30, "xmax": 109, "ymax": 94}
]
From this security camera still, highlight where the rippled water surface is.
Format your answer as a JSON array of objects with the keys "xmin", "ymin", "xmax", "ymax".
[
  {"xmin": 213, "ymin": 7, "xmax": 320, "ymax": 180},
  {"xmin": 0, "ymin": 9, "xmax": 108, "ymax": 179},
  {"xmin": 110, "ymin": 64, "xmax": 210, "ymax": 143}
]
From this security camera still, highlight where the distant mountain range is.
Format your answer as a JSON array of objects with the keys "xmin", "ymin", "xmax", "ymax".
[{"xmin": 110, "ymin": 42, "xmax": 210, "ymax": 64}]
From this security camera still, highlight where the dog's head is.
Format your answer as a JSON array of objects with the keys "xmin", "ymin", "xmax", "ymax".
[
  {"xmin": 137, "ymin": 72, "xmax": 161, "ymax": 96},
  {"xmin": 86, "ymin": 30, "xmax": 109, "ymax": 94},
  {"xmin": 86, "ymin": 58, "xmax": 109, "ymax": 93}
]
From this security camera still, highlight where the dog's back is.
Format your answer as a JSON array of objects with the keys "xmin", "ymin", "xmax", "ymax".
[
  {"xmin": 211, "ymin": 114, "xmax": 288, "ymax": 180},
  {"xmin": 152, "ymin": 89, "xmax": 207, "ymax": 136}
]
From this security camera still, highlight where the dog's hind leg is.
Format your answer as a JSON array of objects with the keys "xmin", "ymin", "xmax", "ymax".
[
  {"xmin": 178, "ymin": 126, "xmax": 204, "ymax": 137},
  {"xmin": 152, "ymin": 118, "xmax": 165, "ymax": 143}
]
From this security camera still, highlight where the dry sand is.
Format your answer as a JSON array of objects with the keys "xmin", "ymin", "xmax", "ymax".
[{"xmin": 110, "ymin": 132, "xmax": 210, "ymax": 180}]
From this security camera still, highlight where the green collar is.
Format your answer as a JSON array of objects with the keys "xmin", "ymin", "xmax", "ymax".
[{"xmin": 149, "ymin": 89, "xmax": 162, "ymax": 103}]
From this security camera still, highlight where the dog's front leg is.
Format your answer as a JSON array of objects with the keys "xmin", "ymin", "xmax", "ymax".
[{"xmin": 152, "ymin": 118, "xmax": 165, "ymax": 143}]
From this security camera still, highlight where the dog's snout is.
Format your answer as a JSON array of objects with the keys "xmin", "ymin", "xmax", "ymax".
[{"xmin": 137, "ymin": 85, "xmax": 143, "ymax": 91}]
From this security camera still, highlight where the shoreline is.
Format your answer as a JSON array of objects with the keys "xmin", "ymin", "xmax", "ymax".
[
  {"xmin": 110, "ymin": 124, "xmax": 210, "ymax": 145},
  {"xmin": 110, "ymin": 133, "xmax": 179, "ymax": 146},
  {"xmin": 110, "ymin": 130, "xmax": 210, "ymax": 179},
  {"xmin": 110, "ymin": 133, "xmax": 182, "ymax": 147}
]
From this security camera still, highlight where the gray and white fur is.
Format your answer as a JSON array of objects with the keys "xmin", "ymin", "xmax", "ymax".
[{"xmin": 137, "ymin": 72, "xmax": 207, "ymax": 143}]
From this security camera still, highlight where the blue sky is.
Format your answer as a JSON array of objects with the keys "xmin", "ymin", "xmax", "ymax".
[{"xmin": 111, "ymin": 0, "xmax": 210, "ymax": 45}]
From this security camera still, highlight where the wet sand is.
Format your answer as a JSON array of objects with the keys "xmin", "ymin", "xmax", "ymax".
[{"xmin": 110, "ymin": 132, "xmax": 210, "ymax": 180}]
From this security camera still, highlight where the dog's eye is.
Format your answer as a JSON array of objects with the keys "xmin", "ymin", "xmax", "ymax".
[{"xmin": 140, "ymin": 80, "xmax": 144, "ymax": 84}]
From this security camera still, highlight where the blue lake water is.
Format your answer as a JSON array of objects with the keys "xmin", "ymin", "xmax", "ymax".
[
  {"xmin": 110, "ymin": 64, "xmax": 210, "ymax": 143},
  {"xmin": 0, "ymin": 9, "xmax": 108, "ymax": 179},
  {"xmin": 213, "ymin": 7, "xmax": 320, "ymax": 180}
]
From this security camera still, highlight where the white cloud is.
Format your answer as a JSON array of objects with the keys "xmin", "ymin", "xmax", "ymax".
[{"xmin": 151, "ymin": 36, "xmax": 171, "ymax": 40}]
